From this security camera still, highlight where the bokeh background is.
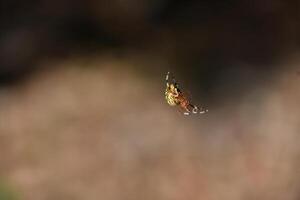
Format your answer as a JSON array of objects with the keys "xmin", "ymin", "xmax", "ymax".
[{"xmin": 1, "ymin": 0, "xmax": 300, "ymax": 199}]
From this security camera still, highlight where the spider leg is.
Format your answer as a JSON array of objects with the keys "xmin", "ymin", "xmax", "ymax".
[
  {"xmin": 175, "ymin": 104, "xmax": 190, "ymax": 115},
  {"xmin": 189, "ymin": 104, "xmax": 208, "ymax": 114},
  {"xmin": 182, "ymin": 104, "xmax": 192, "ymax": 115},
  {"xmin": 199, "ymin": 108, "xmax": 208, "ymax": 114},
  {"xmin": 181, "ymin": 107, "xmax": 191, "ymax": 115},
  {"xmin": 192, "ymin": 105, "xmax": 198, "ymax": 114},
  {"xmin": 172, "ymin": 76, "xmax": 179, "ymax": 88},
  {"xmin": 166, "ymin": 71, "xmax": 170, "ymax": 82},
  {"xmin": 165, "ymin": 71, "xmax": 170, "ymax": 87},
  {"xmin": 197, "ymin": 106, "xmax": 208, "ymax": 114},
  {"xmin": 167, "ymin": 72, "xmax": 179, "ymax": 87}
]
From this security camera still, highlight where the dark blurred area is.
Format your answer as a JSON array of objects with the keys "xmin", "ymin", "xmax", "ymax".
[
  {"xmin": 1, "ymin": 1, "xmax": 300, "ymax": 200},
  {"xmin": 1, "ymin": 0, "xmax": 300, "ymax": 84}
]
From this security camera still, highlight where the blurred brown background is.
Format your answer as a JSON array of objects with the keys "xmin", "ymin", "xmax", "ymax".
[{"xmin": 0, "ymin": 0, "xmax": 300, "ymax": 199}]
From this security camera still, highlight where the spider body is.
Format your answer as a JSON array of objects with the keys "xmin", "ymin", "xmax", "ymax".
[{"xmin": 165, "ymin": 72, "xmax": 207, "ymax": 115}]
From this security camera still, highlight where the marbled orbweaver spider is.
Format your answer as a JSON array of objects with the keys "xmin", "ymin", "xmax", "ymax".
[{"xmin": 165, "ymin": 72, "xmax": 208, "ymax": 115}]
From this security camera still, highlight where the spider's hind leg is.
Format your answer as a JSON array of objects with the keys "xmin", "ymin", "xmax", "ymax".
[
  {"xmin": 189, "ymin": 104, "xmax": 208, "ymax": 114},
  {"xmin": 177, "ymin": 106, "xmax": 190, "ymax": 115},
  {"xmin": 184, "ymin": 103, "xmax": 196, "ymax": 114},
  {"xmin": 192, "ymin": 105, "xmax": 198, "ymax": 114},
  {"xmin": 199, "ymin": 108, "xmax": 209, "ymax": 114}
]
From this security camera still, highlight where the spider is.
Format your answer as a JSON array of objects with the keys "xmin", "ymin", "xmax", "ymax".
[{"xmin": 165, "ymin": 72, "xmax": 208, "ymax": 115}]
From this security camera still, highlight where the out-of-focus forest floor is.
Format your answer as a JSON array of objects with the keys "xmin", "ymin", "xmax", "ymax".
[{"xmin": 0, "ymin": 53, "xmax": 299, "ymax": 200}]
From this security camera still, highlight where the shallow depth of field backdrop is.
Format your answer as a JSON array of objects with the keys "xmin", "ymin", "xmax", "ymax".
[{"xmin": 0, "ymin": 0, "xmax": 300, "ymax": 199}]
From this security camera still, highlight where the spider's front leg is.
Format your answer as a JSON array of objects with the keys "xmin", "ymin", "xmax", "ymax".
[
  {"xmin": 166, "ymin": 71, "xmax": 179, "ymax": 88},
  {"xmin": 166, "ymin": 72, "xmax": 170, "ymax": 87}
]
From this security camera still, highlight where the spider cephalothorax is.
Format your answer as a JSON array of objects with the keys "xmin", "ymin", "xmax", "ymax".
[{"xmin": 165, "ymin": 72, "xmax": 208, "ymax": 115}]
